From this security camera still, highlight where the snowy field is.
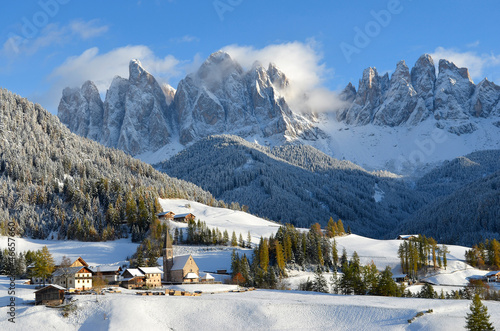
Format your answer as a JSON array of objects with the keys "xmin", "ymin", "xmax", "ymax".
[
  {"xmin": 2, "ymin": 276, "xmax": 500, "ymax": 330},
  {"xmin": 1, "ymin": 198, "xmax": 499, "ymax": 329},
  {"xmin": 159, "ymin": 198, "xmax": 282, "ymax": 244}
]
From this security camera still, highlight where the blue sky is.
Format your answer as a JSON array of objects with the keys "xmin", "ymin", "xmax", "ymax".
[{"xmin": 1, "ymin": 0, "xmax": 500, "ymax": 113}]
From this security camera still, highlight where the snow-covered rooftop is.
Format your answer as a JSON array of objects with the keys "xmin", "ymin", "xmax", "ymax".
[
  {"xmin": 138, "ymin": 267, "xmax": 163, "ymax": 274},
  {"xmin": 122, "ymin": 268, "xmax": 144, "ymax": 277},
  {"xmin": 172, "ymin": 255, "xmax": 193, "ymax": 270},
  {"xmin": 184, "ymin": 272, "xmax": 199, "ymax": 279}
]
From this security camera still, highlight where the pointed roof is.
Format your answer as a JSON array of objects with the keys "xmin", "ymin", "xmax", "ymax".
[
  {"xmin": 70, "ymin": 257, "xmax": 88, "ymax": 267},
  {"xmin": 165, "ymin": 230, "xmax": 173, "ymax": 249},
  {"xmin": 171, "ymin": 255, "xmax": 196, "ymax": 271}
]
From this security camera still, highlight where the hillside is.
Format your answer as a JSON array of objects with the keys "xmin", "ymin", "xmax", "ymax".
[
  {"xmin": 0, "ymin": 88, "xmax": 217, "ymax": 240},
  {"xmin": 155, "ymin": 135, "xmax": 430, "ymax": 238},
  {"xmin": 398, "ymin": 170, "xmax": 500, "ymax": 245}
]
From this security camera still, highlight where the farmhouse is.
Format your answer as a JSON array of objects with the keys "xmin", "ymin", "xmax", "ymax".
[
  {"xmin": 138, "ymin": 267, "xmax": 163, "ymax": 288},
  {"xmin": 163, "ymin": 231, "xmax": 200, "ymax": 283},
  {"xmin": 90, "ymin": 265, "xmax": 123, "ymax": 284},
  {"xmin": 173, "ymin": 213, "xmax": 196, "ymax": 223},
  {"xmin": 485, "ymin": 270, "xmax": 500, "ymax": 282},
  {"xmin": 34, "ymin": 284, "xmax": 65, "ymax": 306},
  {"xmin": 52, "ymin": 257, "xmax": 93, "ymax": 290},
  {"xmin": 397, "ymin": 234, "xmax": 419, "ymax": 240},
  {"xmin": 157, "ymin": 211, "xmax": 175, "ymax": 221},
  {"xmin": 201, "ymin": 273, "xmax": 215, "ymax": 284},
  {"xmin": 52, "ymin": 265, "xmax": 93, "ymax": 290},
  {"xmin": 121, "ymin": 268, "xmax": 145, "ymax": 289}
]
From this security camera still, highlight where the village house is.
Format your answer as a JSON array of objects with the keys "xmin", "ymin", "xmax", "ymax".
[
  {"xmin": 157, "ymin": 211, "xmax": 175, "ymax": 221},
  {"xmin": 34, "ymin": 284, "xmax": 65, "ymax": 306},
  {"xmin": 163, "ymin": 231, "xmax": 200, "ymax": 283},
  {"xmin": 52, "ymin": 257, "xmax": 93, "ymax": 290},
  {"xmin": 200, "ymin": 273, "xmax": 215, "ymax": 284},
  {"xmin": 173, "ymin": 213, "xmax": 196, "ymax": 223},
  {"xmin": 397, "ymin": 234, "xmax": 420, "ymax": 240},
  {"xmin": 485, "ymin": 270, "xmax": 500, "ymax": 282},
  {"xmin": 138, "ymin": 267, "xmax": 163, "ymax": 288},
  {"xmin": 121, "ymin": 268, "xmax": 145, "ymax": 289},
  {"xmin": 90, "ymin": 265, "xmax": 123, "ymax": 284}
]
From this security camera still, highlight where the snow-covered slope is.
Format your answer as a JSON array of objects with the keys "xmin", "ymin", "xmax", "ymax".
[
  {"xmin": 2, "ymin": 277, "xmax": 500, "ymax": 331},
  {"xmin": 159, "ymin": 198, "xmax": 281, "ymax": 244}
]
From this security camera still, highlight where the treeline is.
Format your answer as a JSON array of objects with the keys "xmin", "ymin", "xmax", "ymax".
[
  {"xmin": 0, "ymin": 88, "xmax": 222, "ymax": 241},
  {"xmin": 0, "ymin": 246, "xmax": 54, "ymax": 283},
  {"xmin": 465, "ymin": 238, "xmax": 500, "ymax": 269},
  {"xmin": 230, "ymin": 220, "xmax": 347, "ymax": 289},
  {"xmin": 398, "ymin": 235, "xmax": 449, "ymax": 280},
  {"xmin": 129, "ymin": 218, "xmax": 252, "ymax": 267}
]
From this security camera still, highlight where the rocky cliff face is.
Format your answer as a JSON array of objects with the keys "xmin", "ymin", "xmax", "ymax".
[
  {"xmin": 59, "ymin": 52, "xmax": 317, "ymax": 155},
  {"xmin": 174, "ymin": 51, "xmax": 315, "ymax": 144},
  {"xmin": 338, "ymin": 54, "xmax": 500, "ymax": 131},
  {"xmin": 58, "ymin": 59, "xmax": 172, "ymax": 155}
]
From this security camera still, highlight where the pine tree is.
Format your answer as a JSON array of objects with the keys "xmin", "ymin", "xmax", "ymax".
[
  {"xmin": 246, "ymin": 231, "xmax": 252, "ymax": 248},
  {"xmin": 238, "ymin": 233, "xmax": 244, "ymax": 248},
  {"xmin": 332, "ymin": 239, "xmax": 339, "ymax": 270},
  {"xmin": 465, "ymin": 294, "xmax": 495, "ymax": 331},
  {"xmin": 275, "ymin": 241, "xmax": 286, "ymax": 277},
  {"xmin": 312, "ymin": 266, "xmax": 328, "ymax": 293},
  {"xmin": 231, "ymin": 231, "xmax": 238, "ymax": 247},
  {"xmin": 259, "ymin": 238, "xmax": 269, "ymax": 272}
]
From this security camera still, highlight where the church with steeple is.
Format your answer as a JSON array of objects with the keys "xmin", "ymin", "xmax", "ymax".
[{"xmin": 163, "ymin": 230, "xmax": 200, "ymax": 283}]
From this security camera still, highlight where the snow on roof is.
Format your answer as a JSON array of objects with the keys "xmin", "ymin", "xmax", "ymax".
[
  {"xmin": 157, "ymin": 211, "xmax": 174, "ymax": 216},
  {"xmin": 184, "ymin": 272, "xmax": 199, "ymax": 279},
  {"xmin": 485, "ymin": 271, "xmax": 500, "ymax": 277},
  {"xmin": 174, "ymin": 213, "xmax": 193, "ymax": 218},
  {"xmin": 90, "ymin": 265, "xmax": 122, "ymax": 273},
  {"xmin": 35, "ymin": 284, "xmax": 66, "ymax": 292},
  {"xmin": 138, "ymin": 267, "xmax": 163, "ymax": 274},
  {"xmin": 201, "ymin": 273, "xmax": 215, "ymax": 280},
  {"xmin": 397, "ymin": 234, "xmax": 419, "ymax": 239},
  {"xmin": 52, "ymin": 266, "xmax": 90, "ymax": 277},
  {"xmin": 123, "ymin": 268, "xmax": 144, "ymax": 277},
  {"xmin": 172, "ymin": 255, "xmax": 192, "ymax": 270}
]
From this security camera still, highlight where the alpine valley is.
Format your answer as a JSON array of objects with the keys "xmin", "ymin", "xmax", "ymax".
[{"xmin": 53, "ymin": 51, "xmax": 500, "ymax": 245}]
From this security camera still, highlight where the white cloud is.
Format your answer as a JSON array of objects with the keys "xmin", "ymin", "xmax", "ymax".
[
  {"xmin": 42, "ymin": 45, "xmax": 182, "ymax": 112},
  {"xmin": 69, "ymin": 19, "xmax": 108, "ymax": 40},
  {"xmin": 1, "ymin": 19, "xmax": 109, "ymax": 57},
  {"xmin": 169, "ymin": 35, "xmax": 200, "ymax": 43},
  {"xmin": 430, "ymin": 46, "xmax": 500, "ymax": 81},
  {"xmin": 222, "ymin": 41, "xmax": 343, "ymax": 113}
]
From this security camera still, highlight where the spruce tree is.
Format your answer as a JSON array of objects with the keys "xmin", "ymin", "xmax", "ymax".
[
  {"xmin": 465, "ymin": 294, "xmax": 495, "ymax": 331},
  {"xmin": 312, "ymin": 266, "xmax": 329, "ymax": 293}
]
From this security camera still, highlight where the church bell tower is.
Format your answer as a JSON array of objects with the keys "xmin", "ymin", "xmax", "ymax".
[{"xmin": 163, "ymin": 229, "xmax": 174, "ymax": 282}]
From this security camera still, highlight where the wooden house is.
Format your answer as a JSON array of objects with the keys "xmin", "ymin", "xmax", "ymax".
[
  {"xmin": 70, "ymin": 257, "xmax": 89, "ymax": 267},
  {"xmin": 485, "ymin": 270, "xmax": 500, "ymax": 282},
  {"xmin": 397, "ymin": 234, "xmax": 419, "ymax": 240},
  {"xmin": 90, "ymin": 265, "xmax": 123, "ymax": 284},
  {"xmin": 138, "ymin": 267, "xmax": 163, "ymax": 288},
  {"xmin": 157, "ymin": 211, "xmax": 175, "ymax": 221},
  {"xmin": 173, "ymin": 213, "xmax": 196, "ymax": 223},
  {"xmin": 35, "ymin": 285, "xmax": 65, "ymax": 306},
  {"xmin": 121, "ymin": 268, "xmax": 146, "ymax": 289},
  {"xmin": 391, "ymin": 274, "xmax": 409, "ymax": 284}
]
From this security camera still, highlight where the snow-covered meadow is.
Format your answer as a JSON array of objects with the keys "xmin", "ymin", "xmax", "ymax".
[{"xmin": 1, "ymin": 198, "xmax": 499, "ymax": 330}]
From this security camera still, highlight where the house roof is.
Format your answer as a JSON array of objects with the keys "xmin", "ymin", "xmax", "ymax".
[
  {"xmin": 70, "ymin": 257, "xmax": 89, "ymax": 267},
  {"xmin": 35, "ymin": 284, "xmax": 66, "ymax": 293},
  {"xmin": 122, "ymin": 268, "xmax": 144, "ymax": 277},
  {"xmin": 397, "ymin": 234, "xmax": 419, "ymax": 239},
  {"xmin": 52, "ymin": 266, "xmax": 92, "ymax": 277},
  {"xmin": 172, "ymin": 255, "xmax": 193, "ymax": 270},
  {"xmin": 201, "ymin": 273, "xmax": 215, "ymax": 280},
  {"xmin": 174, "ymin": 213, "xmax": 194, "ymax": 219},
  {"xmin": 485, "ymin": 271, "xmax": 500, "ymax": 277},
  {"xmin": 157, "ymin": 211, "xmax": 174, "ymax": 217},
  {"xmin": 138, "ymin": 267, "xmax": 163, "ymax": 274},
  {"xmin": 90, "ymin": 265, "xmax": 122, "ymax": 273},
  {"xmin": 184, "ymin": 272, "xmax": 199, "ymax": 279}
]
